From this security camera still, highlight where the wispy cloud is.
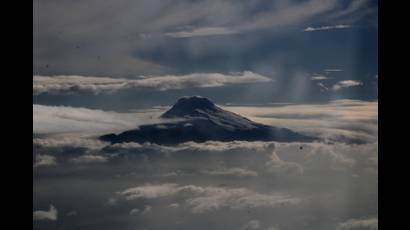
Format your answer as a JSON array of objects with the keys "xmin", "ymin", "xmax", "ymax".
[
  {"xmin": 317, "ymin": 82, "xmax": 330, "ymax": 92},
  {"xmin": 33, "ymin": 72, "xmax": 271, "ymax": 95},
  {"xmin": 111, "ymin": 184, "xmax": 301, "ymax": 213},
  {"xmin": 165, "ymin": 27, "xmax": 238, "ymax": 38},
  {"xmin": 202, "ymin": 168, "xmax": 258, "ymax": 177},
  {"xmin": 33, "ymin": 104, "xmax": 169, "ymax": 135},
  {"xmin": 338, "ymin": 217, "xmax": 378, "ymax": 230},
  {"xmin": 304, "ymin": 24, "xmax": 351, "ymax": 32},
  {"xmin": 324, "ymin": 69, "xmax": 344, "ymax": 72},
  {"xmin": 315, "ymin": 80, "xmax": 363, "ymax": 92},
  {"xmin": 70, "ymin": 155, "xmax": 108, "ymax": 164}
]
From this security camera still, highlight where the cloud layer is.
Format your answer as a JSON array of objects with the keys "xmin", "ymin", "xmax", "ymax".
[
  {"xmin": 33, "ymin": 72, "xmax": 271, "ymax": 95},
  {"xmin": 33, "ymin": 99, "xmax": 377, "ymax": 143},
  {"xmin": 224, "ymin": 100, "xmax": 377, "ymax": 143}
]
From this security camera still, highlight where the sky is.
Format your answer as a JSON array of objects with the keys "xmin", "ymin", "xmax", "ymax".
[
  {"xmin": 33, "ymin": 1, "xmax": 378, "ymax": 229},
  {"xmin": 33, "ymin": 0, "xmax": 378, "ymax": 109}
]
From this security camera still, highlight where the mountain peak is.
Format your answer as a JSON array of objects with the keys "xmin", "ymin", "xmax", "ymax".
[
  {"xmin": 161, "ymin": 96, "xmax": 218, "ymax": 118},
  {"xmin": 101, "ymin": 96, "xmax": 319, "ymax": 144}
]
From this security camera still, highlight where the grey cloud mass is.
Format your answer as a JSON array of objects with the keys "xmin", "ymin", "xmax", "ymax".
[
  {"xmin": 34, "ymin": 135, "xmax": 377, "ymax": 230},
  {"xmin": 242, "ymin": 220, "xmax": 261, "ymax": 230},
  {"xmin": 33, "ymin": 155, "xmax": 57, "ymax": 168}
]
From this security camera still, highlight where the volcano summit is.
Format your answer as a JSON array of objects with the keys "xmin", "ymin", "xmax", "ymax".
[{"xmin": 100, "ymin": 96, "xmax": 318, "ymax": 144}]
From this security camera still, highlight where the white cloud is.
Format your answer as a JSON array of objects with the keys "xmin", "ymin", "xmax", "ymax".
[
  {"xmin": 33, "ymin": 205, "xmax": 58, "ymax": 221},
  {"xmin": 242, "ymin": 220, "xmax": 261, "ymax": 230},
  {"xmin": 338, "ymin": 217, "xmax": 378, "ymax": 230},
  {"xmin": 129, "ymin": 208, "xmax": 140, "ymax": 215},
  {"xmin": 33, "ymin": 72, "xmax": 271, "ymax": 95},
  {"xmin": 304, "ymin": 24, "xmax": 351, "ymax": 32},
  {"xmin": 224, "ymin": 100, "xmax": 377, "ymax": 143},
  {"xmin": 33, "ymin": 155, "xmax": 56, "ymax": 168},
  {"xmin": 112, "ymin": 184, "xmax": 301, "ymax": 213},
  {"xmin": 166, "ymin": 27, "xmax": 238, "ymax": 38},
  {"xmin": 70, "ymin": 155, "xmax": 108, "ymax": 164},
  {"xmin": 168, "ymin": 203, "xmax": 180, "ymax": 208},
  {"xmin": 311, "ymin": 75, "xmax": 330, "ymax": 80},
  {"xmin": 332, "ymin": 80, "xmax": 363, "ymax": 91}
]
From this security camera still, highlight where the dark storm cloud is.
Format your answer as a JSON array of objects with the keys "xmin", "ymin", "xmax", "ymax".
[{"xmin": 34, "ymin": 0, "xmax": 377, "ymax": 78}]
